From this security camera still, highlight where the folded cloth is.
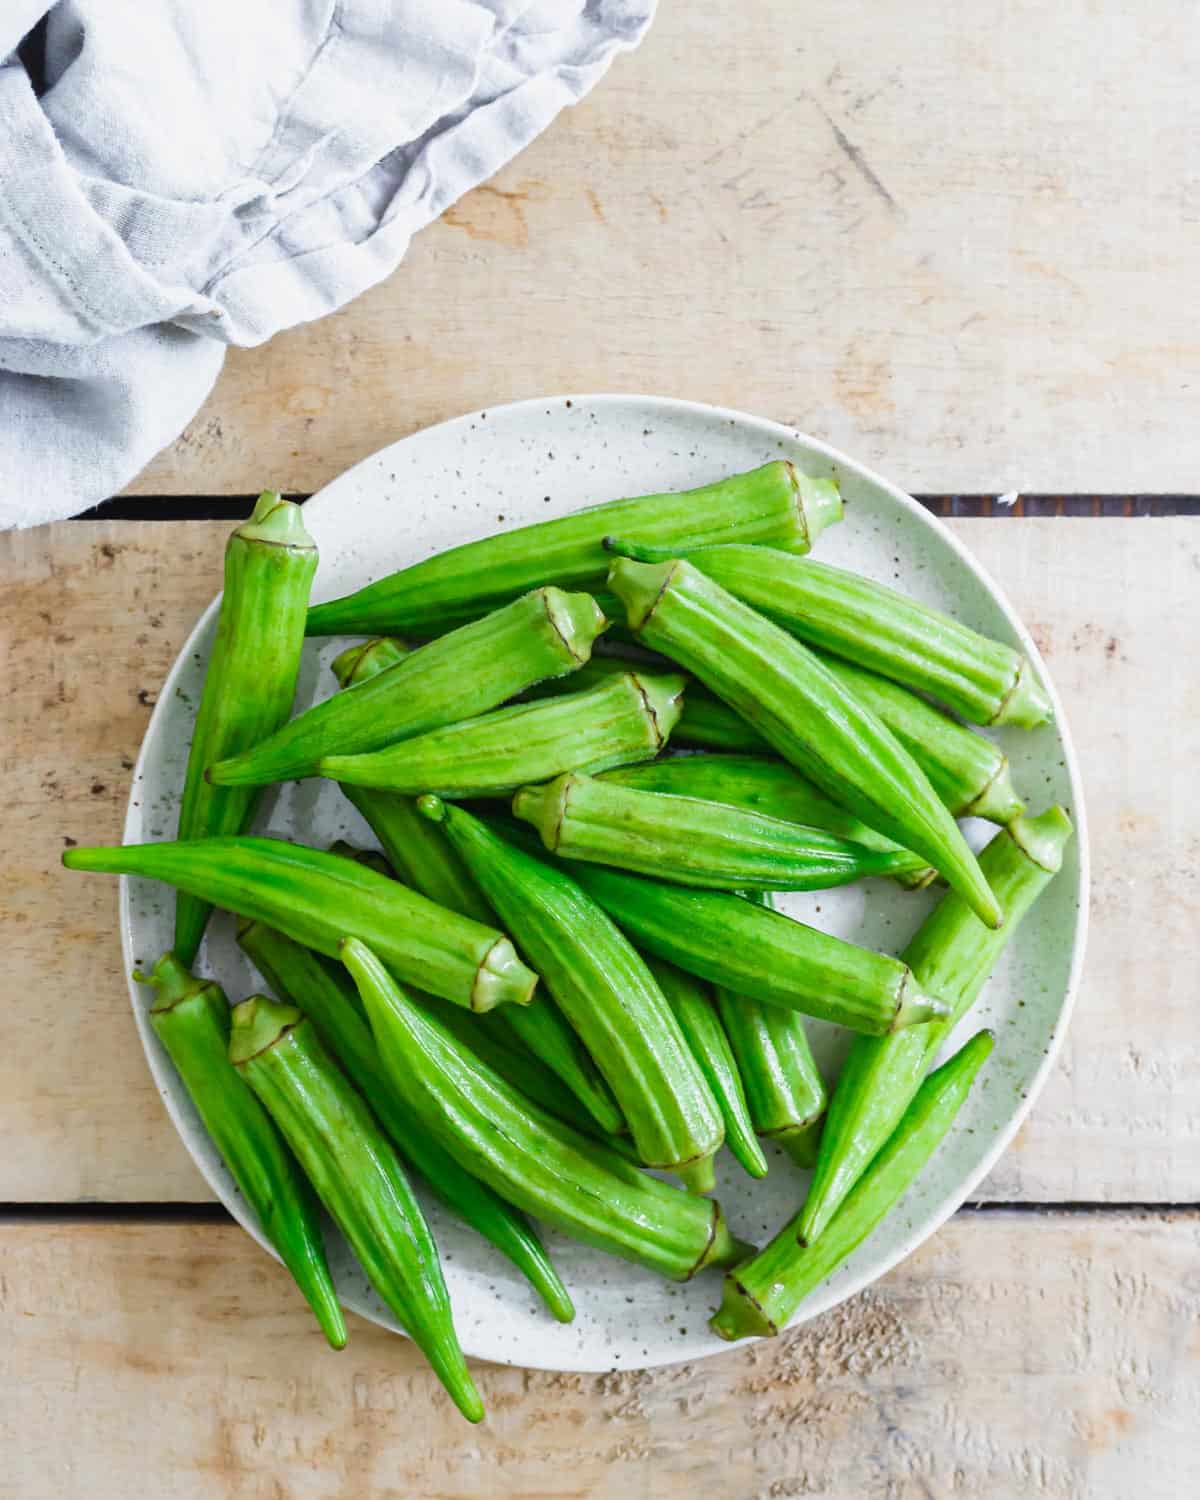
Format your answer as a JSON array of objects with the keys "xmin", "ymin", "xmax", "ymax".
[{"xmin": 0, "ymin": 0, "xmax": 655, "ymax": 528}]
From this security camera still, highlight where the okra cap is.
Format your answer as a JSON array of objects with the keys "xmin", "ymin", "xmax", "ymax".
[
  {"xmin": 330, "ymin": 636, "xmax": 413, "ymax": 687},
  {"xmin": 134, "ymin": 950, "xmax": 224, "ymax": 1015},
  {"xmin": 235, "ymin": 491, "xmax": 316, "ymax": 550},
  {"xmin": 228, "ymin": 994, "xmax": 304, "ymax": 1065}
]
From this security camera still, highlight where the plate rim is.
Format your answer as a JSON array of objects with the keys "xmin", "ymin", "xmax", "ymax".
[{"xmin": 120, "ymin": 391, "xmax": 1090, "ymax": 1372}]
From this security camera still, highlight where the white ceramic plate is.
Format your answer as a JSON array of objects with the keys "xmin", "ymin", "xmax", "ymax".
[{"xmin": 121, "ymin": 395, "xmax": 1087, "ymax": 1372}]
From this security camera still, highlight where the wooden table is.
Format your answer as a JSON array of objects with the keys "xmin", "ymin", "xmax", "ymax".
[{"xmin": 3, "ymin": 5, "xmax": 1198, "ymax": 1496}]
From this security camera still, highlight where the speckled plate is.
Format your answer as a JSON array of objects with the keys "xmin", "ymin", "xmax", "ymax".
[{"xmin": 122, "ymin": 394, "xmax": 1087, "ymax": 1373}]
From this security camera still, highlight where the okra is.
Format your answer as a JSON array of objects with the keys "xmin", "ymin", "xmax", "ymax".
[
  {"xmin": 237, "ymin": 921, "xmax": 574, "ymax": 1323},
  {"xmin": 306, "ymin": 462, "xmax": 842, "ymax": 636},
  {"xmin": 419, "ymin": 797, "xmax": 722, "ymax": 1182},
  {"xmin": 606, "ymin": 555, "xmax": 1002, "ymax": 927},
  {"xmin": 513, "ymin": 771, "xmax": 922, "ymax": 890},
  {"xmin": 343, "ymin": 939, "xmax": 747, "ymax": 1282},
  {"xmin": 327, "ymin": 839, "xmax": 394, "ymax": 879},
  {"xmin": 208, "ymin": 588, "xmax": 607, "ymax": 786},
  {"xmin": 599, "ymin": 754, "xmax": 933, "ymax": 887},
  {"xmin": 320, "ymin": 669, "xmax": 685, "ymax": 797},
  {"xmin": 710, "ymin": 1028, "xmax": 995, "ymax": 1340},
  {"xmin": 173, "ymin": 493, "xmax": 317, "ymax": 964},
  {"xmin": 644, "ymin": 955, "xmax": 769, "ymax": 1182},
  {"xmin": 714, "ymin": 895, "xmax": 827, "ymax": 1167},
  {"xmin": 516, "ymin": 847, "xmax": 949, "ymax": 1035},
  {"xmin": 137, "ymin": 954, "xmax": 345, "ymax": 1349},
  {"xmin": 815, "ymin": 654, "xmax": 1024, "ymax": 824},
  {"xmin": 230, "ymin": 996, "xmax": 483, "ymax": 1422},
  {"xmin": 63, "ymin": 836, "xmax": 536, "ymax": 1012},
  {"xmin": 608, "ymin": 541, "xmax": 1050, "ymax": 728},
  {"xmin": 798, "ymin": 805, "xmax": 1072, "ymax": 1246}
]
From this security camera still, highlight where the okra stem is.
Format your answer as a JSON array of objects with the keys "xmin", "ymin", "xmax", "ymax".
[{"xmin": 710, "ymin": 1029, "xmax": 995, "ymax": 1341}]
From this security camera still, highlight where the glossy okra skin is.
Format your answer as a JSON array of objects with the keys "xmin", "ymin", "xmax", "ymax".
[
  {"xmin": 798, "ymin": 806, "xmax": 1072, "ymax": 1246},
  {"xmin": 609, "ymin": 542, "xmax": 1050, "ymax": 728},
  {"xmin": 208, "ymin": 588, "xmax": 607, "ymax": 786},
  {"xmin": 230, "ymin": 997, "xmax": 482, "ymax": 1421},
  {"xmin": 815, "ymin": 653, "xmax": 1024, "ymax": 824},
  {"xmin": 321, "ymin": 670, "xmax": 685, "ymax": 796},
  {"xmin": 174, "ymin": 493, "xmax": 317, "ymax": 964},
  {"xmin": 714, "ymin": 895, "xmax": 827, "ymax": 1168},
  {"xmin": 420, "ymin": 798, "xmax": 722, "ymax": 1179},
  {"xmin": 513, "ymin": 771, "xmax": 922, "ymax": 890},
  {"xmin": 237, "ymin": 921, "xmax": 574, "ymax": 1323},
  {"xmin": 644, "ymin": 956, "xmax": 768, "ymax": 1182},
  {"xmin": 139, "ymin": 954, "xmax": 345, "ymax": 1349},
  {"xmin": 305, "ymin": 462, "xmax": 842, "ymax": 636},
  {"xmin": 63, "ymin": 836, "xmax": 537, "ymax": 1012},
  {"xmin": 598, "ymin": 754, "xmax": 933, "ymax": 886},
  {"xmin": 526, "ymin": 851, "xmax": 949, "ymax": 1035},
  {"xmin": 607, "ymin": 556, "xmax": 1002, "ymax": 928},
  {"xmin": 710, "ymin": 1029, "xmax": 995, "ymax": 1340},
  {"xmin": 343, "ymin": 939, "xmax": 746, "ymax": 1282}
]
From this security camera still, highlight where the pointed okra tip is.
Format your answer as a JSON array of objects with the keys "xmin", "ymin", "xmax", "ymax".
[
  {"xmin": 330, "ymin": 636, "xmax": 412, "ymax": 688},
  {"xmin": 134, "ymin": 951, "xmax": 221, "ymax": 1014},
  {"xmin": 604, "ymin": 554, "xmax": 679, "ymax": 632},
  {"xmin": 227, "ymin": 994, "xmax": 303, "ymax": 1066},
  {"xmin": 235, "ymin": 491, "xmax": 317, "ymax": 551}
]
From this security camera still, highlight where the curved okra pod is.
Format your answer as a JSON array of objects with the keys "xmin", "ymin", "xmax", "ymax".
[
  {"xmin": 306, "ymin": 461, "xmax": 842, "ymax": 636},
  {"xmin": 711, "ymin": 1029, "xmax": 995, "ymax": 1340},
  {"xmin": 814, "ymin": 653, "xmax": 1024, "ymax": 824},
  {"xmin": 418, "ymin": 797, "xmax": 721, "ymax": 1182},
  {"xmin": 343, "ymin": 939, "xmax": 748, "ymax": 1282},
  {"xmin": 513, "ymin": 771, "xmax": 922, "ymax": 890},
  {"xmin": 511, "ymin": 841, "xmax": 948, "ymax": 1035},
  {"xmin": 798, "ymin": 806, "xmax": 1073, "ymax": 1246},
  {"xmin": 208, "ymin": 588, "xmax": 607, "ymax": 786},
  {"xmin": 599, "ymin": 754, "xmax": 934, "ymax": 887},
  {"xmin": 605, "ymin": 555, "xmax": 1002, "ymax": 928},
  {"xmin": 137, "ymin": 954, "xmax": 345, "ymax": 1349},
  {"xmin": 643, "ymin": 955, "xmax": 769, "ymax": 1183},
  {"xmin": 237, "ymin": 921, "xmax": 574, "ymax": 1323},
  {"xmin": 173, "ymin": 493, "xmax": 317, "ymax": 964},
  {"xmin": 606, "ymin": 541, "xmax": 1050, "ymax": 728},
  {"xmin": 63, "ymin": 836, "xmax": 537, "ymax": 1012},
  {"xmin": 320, "ymin": 670, "xmax": 685, "ymax": 796},
  {"xmin": 714, "ymin": 895, "xmax": 827, "ymax": 1167},
  {"xmin": 230, "ymin": 996, "xmax": 483, "ymax": 1421}
]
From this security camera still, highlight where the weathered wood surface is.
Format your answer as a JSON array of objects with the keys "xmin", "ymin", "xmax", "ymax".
[
  {"xmin": 126, "ymin": 0, "xmax": 1200, "ymax": 500},
  {"xmin": 1, "ymin": 1212, "xmax": 1195, "ymax": 1498},
  {"xmin": 2, "ymin": 518, "xmax": 1196, "ymax": 1204}
]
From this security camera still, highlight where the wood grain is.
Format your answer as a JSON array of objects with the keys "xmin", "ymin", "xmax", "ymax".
[
  {"xmin": 1, "ymin": 1212, "xmax": 1196, "ymax": 1498},
  {"xmin": 2, "ymin": 518, "xmax": 1196, "ymax": 1205},
  {"xmin": 124, "ymin": 0, "xmax": 1200, "ymax": 499}
]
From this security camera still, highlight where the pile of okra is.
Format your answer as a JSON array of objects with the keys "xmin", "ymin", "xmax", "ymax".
[{"xmin": 66, "ymin": 461, "xmax": 1071, "ymax": 1422}]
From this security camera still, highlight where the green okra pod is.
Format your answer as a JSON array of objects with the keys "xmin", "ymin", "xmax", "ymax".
[
  {"xmin": 230, "ymin": 996, "xmax": 483, "ymax": 1421},
  {"xmin": 173, "ymin": 492, "xmax": 318, "ymax": 964},
  {"xmin": 643, "ymin": 955, "xmax": 769, "ymax": 1183},
  {"xmin": 306, "ymin": 462, "xmax": 842, "ymax": 636},
  {"xmin": 320, "ymin": 669, "xmax": 685, "ymax": 797},
  {"xmin": 607, "ymin": 541, "xmax": 1050, "ymax": 729},
  {"xmin": 64, "ymin": 836, "xmax": 537, "ymax": 1012},
  {"xmin": 599, "ymin": 754, "xmax": 933, "ymax": 887},
  {"xmin": 514, "ymin": 845, "xmax": 949, "ymax": 1035},
  {"xmin": 710, "ymin": 1028, "xmax": 995, "ymax": 1340},
  {"xmin": 798, "ymin": 805, "xmax": 1072, "ymax": 1246},
  {"xmin": 343, "ymin": 939, "xmax": 748, "ymax": 1282},
  {"xmin": 419, "ymin": 797, "xmax": 722, "ymax": 1182},
  {"xmin": 208, "ymin": 588, "xmax": 607, "ymax": 786},
  {"xmin": 237, "ymin": 921, "xmax": 574, "ymax": 1323},
  {"xmin": 606, "ymin": 555, "xmax": 1002, "ymax": 928},
  {"xmin": 815, "ymin": 653, "xmax": 1024, "ymax": 825},
  {"xmin": 137, "ymin": 954, "xmax": 345, "ymax": 1349},
  {"xmin": 513, "ymin": 771, "xmax": 922, "ymax": 890},
  {"xmin": 714, "ymin": 895, "xmax": 827, "ymax": 1168}
]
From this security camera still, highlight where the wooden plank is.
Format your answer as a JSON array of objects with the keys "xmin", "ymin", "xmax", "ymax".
[
  {"xmin": 1, "ymin": 1212, "xmax": 1196, "ymax": 1497},
  {"xmin": 124, "ymin": 0, "xmax": 1200, "ymax": 499},
  {"xmin": 2, "ymin": 519, "xmax": 1196, "ymax": 1203}
]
